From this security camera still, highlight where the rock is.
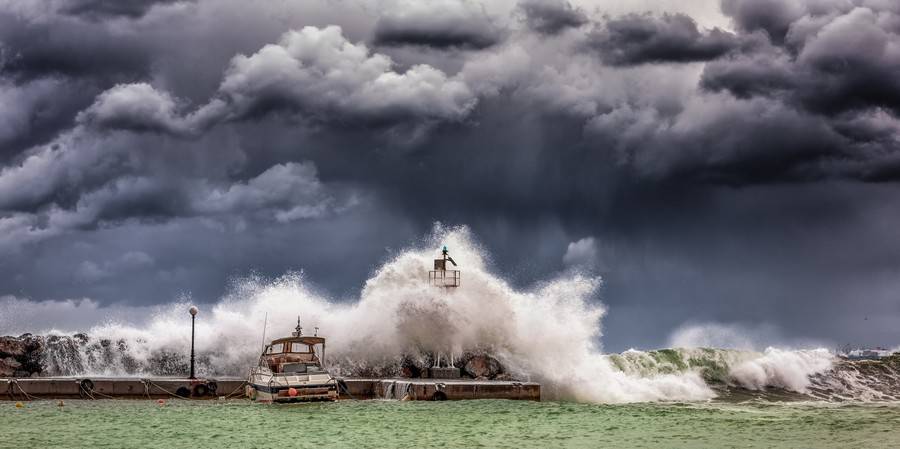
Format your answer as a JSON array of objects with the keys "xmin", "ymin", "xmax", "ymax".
[
  {"xmin": 463, "ymin": 355, "xmax": 503, "ymax": 379},
  {"xmin": 0, "ymin": 357, "xmax": 22, "ymax": 376},
  {"xmin": 0, "ymin": 336, "xmax": 26, "ymax": 357},
  {"xmin": 399, "ymin": 354, "xmax": 427, "ymax": 378},
  {"xmin": 493, "ymin": 373, "xmax": 518, "ymax": 382}
]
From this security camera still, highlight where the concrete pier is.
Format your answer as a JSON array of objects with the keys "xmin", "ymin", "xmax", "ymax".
[
  {"xmin": 3, "ymin": 377, "xmax": 540, "ymax": 401},
  {"xmin": 339, "ymin": 378, "xmax": 540, "ymax": 401},
  {"xmin": 3, "ymin": 377, "xmax": 247, "ymax": 400}
]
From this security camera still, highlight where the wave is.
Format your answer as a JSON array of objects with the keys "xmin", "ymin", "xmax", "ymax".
[{"xmin": 3, "ymin": 225, "xmax": 897, "ymax": 403}]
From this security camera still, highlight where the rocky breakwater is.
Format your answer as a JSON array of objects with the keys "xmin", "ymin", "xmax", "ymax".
[
  {"xmin": 0, "ymin": 335, "xmax": 44, "ymax": 377},
  {"xmin": 807, "ymin": 353, "xmax": 900, "ymax": 401},
  {"xmin": 390, "ymin": 351, "xmax": 517, "ymax": 381},
  {"xmin": 0, "ymin": 333, "xmax": 193, "ymax": 377}
]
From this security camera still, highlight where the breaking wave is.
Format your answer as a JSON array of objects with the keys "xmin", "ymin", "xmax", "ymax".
[{"xmin": 3, "ymin": 225, "xmax": 897, "ymax": 403}]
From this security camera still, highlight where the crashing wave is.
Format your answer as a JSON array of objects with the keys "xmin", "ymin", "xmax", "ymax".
[{"xmin": 2, "ymin": 225, "xmax": 897, "ymax": 403}]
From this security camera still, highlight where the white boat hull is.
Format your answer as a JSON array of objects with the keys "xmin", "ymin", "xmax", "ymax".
[{"xmin": 247, "ymin": 373, "xmax": 338, "ymax": 403}]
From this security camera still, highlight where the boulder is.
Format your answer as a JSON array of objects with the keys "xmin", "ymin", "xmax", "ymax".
[
  {"xmin": 1, "ymin": 357, "xmax": 21, "ymax": 377},
  {"xmin": 493, "ymin": 373, "xmax": 519, "ymax": 382},
  {"xmin": 0, "ymin": 336, "xmax": 26, "ymax": 357},
  {"xmin": 399, "ymin": 354, "xmax": 428, "ymax": 378},
  {"xmin": 463, "ymin": 355, "xmax": 503, "ymax": 379}
]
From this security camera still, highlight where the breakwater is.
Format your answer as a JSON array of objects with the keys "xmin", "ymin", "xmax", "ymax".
[{"xmin": 2, "ymin": 377, "xmax": 540, "ymax": 401}]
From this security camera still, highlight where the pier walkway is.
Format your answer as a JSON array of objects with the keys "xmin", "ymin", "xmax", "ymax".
[{"xmin": 2, "ymin": 377, "xmax": 540, "ymax": 401}]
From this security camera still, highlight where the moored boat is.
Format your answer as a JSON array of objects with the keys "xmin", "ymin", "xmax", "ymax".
[{"xmin": 247, "ymin": 318, "xmax": 338, "ymax": 403}]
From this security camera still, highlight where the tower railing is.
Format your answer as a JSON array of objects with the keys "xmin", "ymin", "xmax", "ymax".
[{"xmin": 428, "ymin": 269, "xmax": 460, "ymax": 287}]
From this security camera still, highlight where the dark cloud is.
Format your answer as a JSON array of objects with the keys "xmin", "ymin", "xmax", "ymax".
[
  {"xmin": 517, "ymin": 0, "xmax": 588, "ymax": 35},
  {"xmin": 77, "ymin": 83, "xmax": 193, "ymax": 135},
  {"xmin": 589, "ymin": 13, "xmax": 741, "ymax": 65},
  {"xmin": 58, "ymin": 0, "xmax": 188, "ymax": 19},
  {"xmin": 720, "ymin": 0, "xmax": 806, "ymax": 44},
  {"xmin": 0, "ymin": 12, "xmax": 150, "ymax": 81},
  {"xmin": 706, "ymin": 6, "xmax": 900, "ymax": 113},
  {"xmin": 0, "ymin": 78, "xmax": 97, "ymax": 160},
  {"xmin": 2, "ymin": 0, "xmax": 900, "ymax": 351},
  {"xmin": 372, "ymin": 3, "xmax": 503, "ymax": 49}
]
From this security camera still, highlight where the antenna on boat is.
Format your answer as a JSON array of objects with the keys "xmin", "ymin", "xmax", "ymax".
[
  {"xmin": 314, "ymin": 326, "xmax": 319, "ymax": 336},
  {"xmin": 259, "ymin": 312, "xmax": 268, "ymax": 353},
  {"xmin": 293, "ymin": 315, "xmax": 303, "ymax": 337}
]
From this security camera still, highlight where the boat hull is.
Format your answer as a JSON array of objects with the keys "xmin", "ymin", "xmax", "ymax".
[{"xmin": 247, "ymin": 382, "xmax": 338, "ymax": 403}]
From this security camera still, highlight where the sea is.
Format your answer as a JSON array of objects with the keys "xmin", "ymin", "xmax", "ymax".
[
  {"xmin": 3, "ymin": 225, "xmax": 899, "ymax": 448},
  {"xmin": 3, "ymin": 399, "xmax": 900, "ymax": 449}
]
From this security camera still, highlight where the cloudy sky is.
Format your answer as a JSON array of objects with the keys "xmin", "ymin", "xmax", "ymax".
[{"xmin": 1, "ymin": 0, "xmax": 899, "ymax": 351}]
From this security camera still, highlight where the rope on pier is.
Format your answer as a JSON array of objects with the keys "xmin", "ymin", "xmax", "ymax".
[
  {"xmin": 140, "ymin": 379, "xmax": 151, "ymax": 399},
  {"xmin": 220, "ymin": 381, "xmax": 249, "ymax": 399},
  {"xmin": 78, "ymin": 379, "xmax": 95, "ymax": 400},
  {"xmin": 87, "ymin": 389, "xmax": 118, "ymax": 400},
  {"xmin": 336, "ymin": 379, "xmax": 357, "ymax": 400},
  {"xmin": 145, "ymin": 380, "xmax": 197, "ymax": 400},
  {"xmin": 10, "ymin": 379, "xmax": 46, "ymax": 402}
]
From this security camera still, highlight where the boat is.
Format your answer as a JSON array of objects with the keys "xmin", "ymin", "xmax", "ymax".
[{"xmin": 247, "ymin": 318, "xmax": 338, "ymax": 403}]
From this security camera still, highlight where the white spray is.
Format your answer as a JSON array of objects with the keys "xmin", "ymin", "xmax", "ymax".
[{"xmin": 3, "ymin": 225, "xmax": 844, "ymax": 402}]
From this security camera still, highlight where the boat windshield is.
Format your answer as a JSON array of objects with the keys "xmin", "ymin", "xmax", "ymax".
[
  {"xmin": 282, "ymin": 363, "xmax": 325, "ymax": 374},
  {"xmin": 290, "ymin": 342, "xmax": 312, "ymax": 353},
  {"xmin": 267, "ymin": 343, "xmax": 284, "ymax": 354}
]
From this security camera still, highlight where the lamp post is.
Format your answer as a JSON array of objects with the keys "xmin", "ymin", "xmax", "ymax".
[{"xmin": 189, "ymin": 306, "xmax": 198, "ymax": 379}]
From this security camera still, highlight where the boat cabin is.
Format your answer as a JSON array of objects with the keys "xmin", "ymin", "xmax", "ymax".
[{"xmin": 261, "ymin": 334, "xmax": 327, "ymax": 375}]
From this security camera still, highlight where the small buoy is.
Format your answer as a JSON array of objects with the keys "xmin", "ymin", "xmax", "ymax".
[
  {"xmin": 15, "ymin": 402, "xmax": 23, "ymax": 408},
  {"xmin": 57, "ymin": 400, "xmax": 65, "ymax": 407},
  {"xmin": 288, "ymin": 388, "xmax": 298, "ymax": 397},
  {"xmin": 157, "ymin": 399, "xmax": 165, "ymax": 406}
]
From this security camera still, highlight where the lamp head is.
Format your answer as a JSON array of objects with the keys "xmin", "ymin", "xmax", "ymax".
[{"xmin": 189, "ymin": 306, "xmax": 199, "ymax": 317}]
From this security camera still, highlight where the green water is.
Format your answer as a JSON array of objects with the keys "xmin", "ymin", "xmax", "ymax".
[{"xmin": 3, "ymin": 399, "xmax": 899, "ymax": 449}]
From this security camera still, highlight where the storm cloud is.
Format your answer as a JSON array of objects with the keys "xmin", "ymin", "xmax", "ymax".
[
  {"xmin": 518, "ymin": 0, "xmax": 588, "ymax": 35},
  {"xmin": 372, "ymin": 0, "xmax": 504, "ymax": 49},
  {"xmin": 1, "ymin": 0, "xmax": 899, "ymax": 351},
  {"xmin": 589, "ymin": 13, "xmax": 742, "ymax": 65}
]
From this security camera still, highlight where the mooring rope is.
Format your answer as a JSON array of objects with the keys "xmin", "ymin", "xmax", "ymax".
[
  {"xmin": 220, "ymin": 381, "xmax": 248, "ymax": 399},
  {"xmin": 10, "ymin": 379, "xmax": 47, "ymax": 402},
  {"xmin": 336, "ymin": 379, "xmax": 357, "ymax": 400},
  {"xmin": 140, "ymin": 379, "xmax": 151, "ymax": 399},
  {"xmin": 146, "ymin": 380, "xmax": 197, "ymax": 400},
  {"xmin": 6, "ymin": 378, "xmax": 248, "ymax": 402},
  {"xmin": 78, "ymin": 380, "xmax": 96, "ymax": 400},
  {"xmin": 88, "ymin": 389, "xmax": 118, "ymax": 400}
]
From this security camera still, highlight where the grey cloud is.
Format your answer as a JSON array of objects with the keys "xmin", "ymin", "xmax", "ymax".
[
  {"xmin": 700, "ymin": 48, "xmax": 797, "ymax": 99},
  {"xmin": 721, "ymin": 0, "xmax": 807, "ymax": 44},
  {"xmin": 518, "ymin": 0, "xmax": 588, "ymax": 35},
  {"xmin": 562, "ymin": 237, "xmax": 599, "ymax": 269},
  {"xmin": 78, "ymin": 83, "xmax": 194, "ymax": 135},
  {"xmin": 585, "ymin": 95, "xmax": 849, "ymax": 184},
  {"xmin": 0, "ymin": 12, "xmax": 150, "ymax": 81},
  {"xmin": 3, "ymin": 0, "xmax": 900, "ymax": 350},
  {"xmin": 193, "ymin": 162, "xmax": 341, "ymax": 222},
  {"xmin": 372, "ymin": 1, "xmax": 503, "ymax": 49},
  {"xmin": 209, "ymin": 26, "xmax": 477, "ymax": 123},
  {"xmin": 82, "ymin": 26, "xmax": 480, "ymax": 142},
  {"xmin": 0, "ymin": 130, "xmax": 129, "ymax": 212},
  {"xmin": 703, "ymin": 5, "xmax": 900, "ymax": 116},
  {"xmin": 0, "ymin": 78, "xmax": 95, "ymax": 159},
  {"xmin": 589, "ymin": 13, "xmax": 741, "ymax": 66},
  {"xmin": 58, "ymin": 0, "xmax": 188, "ymax": 19},
  {"xmin": 75, "ymin": 251, "xmax": 154, "ymax": 283}
]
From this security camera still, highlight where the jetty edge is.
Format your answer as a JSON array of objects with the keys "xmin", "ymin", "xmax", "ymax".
[{"xmin": 2, "ymin": 376, "xmax": 540, "ymax": 401}]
